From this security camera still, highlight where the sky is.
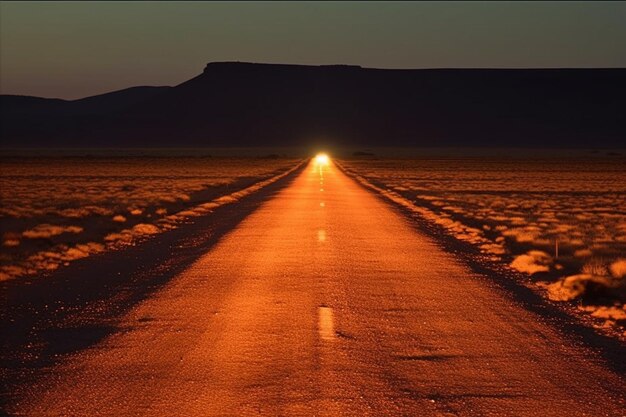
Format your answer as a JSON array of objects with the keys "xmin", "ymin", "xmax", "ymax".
[{"xmin": 1, "ymin": 1, "xmax": 625, "ymax": 99}]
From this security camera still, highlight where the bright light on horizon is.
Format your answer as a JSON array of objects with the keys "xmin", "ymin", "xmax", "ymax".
[{"xmin": 315, "ymin": 153, "xmax": 330, "ymax": 165}]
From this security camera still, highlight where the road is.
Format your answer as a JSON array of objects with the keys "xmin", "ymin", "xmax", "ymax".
[{"xmin": 8, "ymin": 158, "xmax": 625, "ymax": 416}]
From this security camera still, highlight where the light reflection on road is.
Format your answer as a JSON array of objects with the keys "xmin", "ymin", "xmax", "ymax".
[{"xmin": 318, "ymin": 306, "xmax": 335, "ymax": 341}]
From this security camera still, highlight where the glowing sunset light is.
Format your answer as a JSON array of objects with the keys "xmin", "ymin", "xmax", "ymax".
[{"xmin": 315, "ymin": 153, "xmax": 330, "ymax": 165}]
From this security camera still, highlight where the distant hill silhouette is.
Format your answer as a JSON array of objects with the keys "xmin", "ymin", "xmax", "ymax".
[{"xmin": 1, "ymin": 62, "xmax": 624, "ymax": 148}]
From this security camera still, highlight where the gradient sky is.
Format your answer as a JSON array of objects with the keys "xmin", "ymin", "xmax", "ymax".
[{"xmin": 1, "ymin": 1, "xmax": 625, "ymax": 99}]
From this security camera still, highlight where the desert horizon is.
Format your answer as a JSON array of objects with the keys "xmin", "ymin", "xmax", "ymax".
[{"xmin": 1, "ymin": 1, "xmax": 625, "ymax": 416}]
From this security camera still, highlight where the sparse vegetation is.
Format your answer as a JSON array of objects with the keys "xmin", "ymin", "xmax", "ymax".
[
  {"xmin": 0, "ymin": 156, "xmax": 300, "ymax": 280},
  {"xmin": 341, "ymin": 156, "xmax": 626, "ymax": 336}
]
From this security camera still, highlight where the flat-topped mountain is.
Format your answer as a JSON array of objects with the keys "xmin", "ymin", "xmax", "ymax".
[{"xmin": 1, "ymin": 62, "xmax": 624, "ymax": 148}]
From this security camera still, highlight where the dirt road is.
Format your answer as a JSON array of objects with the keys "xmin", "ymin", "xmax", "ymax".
[{"xmin": 7, "ymin": 159, "xmax": 625, "ymax": 416}]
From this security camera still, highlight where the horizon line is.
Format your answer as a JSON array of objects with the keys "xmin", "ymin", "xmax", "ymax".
[{"xmin": 2, "ymin": 62, "xmax": 625, "ymax": 101}]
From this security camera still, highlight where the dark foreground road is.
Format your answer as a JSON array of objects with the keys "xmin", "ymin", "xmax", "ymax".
[{"xmin": 6, "ymin": 160, "xmax": 626, "ymax": 416}]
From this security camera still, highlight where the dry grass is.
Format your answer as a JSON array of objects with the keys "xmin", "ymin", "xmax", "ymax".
[
  {"xmin": 341, "ymin": 156, "xmax": 626, "ymax": 334},
  {"xmin": 0, "ymin": 156, "xmax": 300, "ymax": 280}
]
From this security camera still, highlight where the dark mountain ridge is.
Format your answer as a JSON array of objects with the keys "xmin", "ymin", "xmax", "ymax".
[{"xmin": 1, "ymin": 62, "xmax": 624, "ymax": 148}]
